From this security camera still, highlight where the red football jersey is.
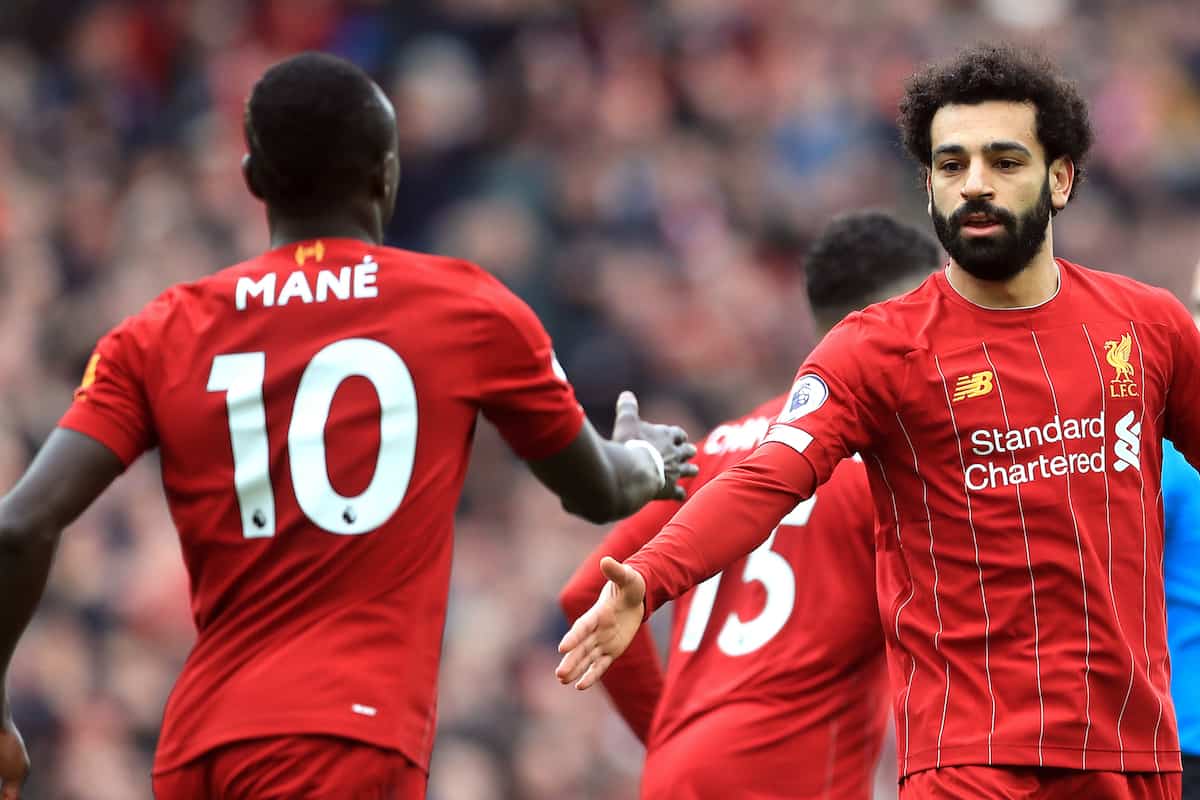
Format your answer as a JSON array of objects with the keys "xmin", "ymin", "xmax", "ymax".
[
  {"xmin": 627, "ymin": 259, "xmax": 1200, "ymax": 777},
  {"xmin": 59, "ymin": 238, "xmax": 585, "ymax": 775},
  {"xmin": 561, "ymin": 396, "xmax": 889, "ymax": 799}
]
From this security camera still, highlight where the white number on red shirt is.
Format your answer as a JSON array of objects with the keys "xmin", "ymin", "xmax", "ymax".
[
  {"xmin": 677, "ymin": 496, "xmax": 817, "ymax": 655},
  {"xmin": 208, "ymin": 338, "xmax": 418, "ymax": 538}
]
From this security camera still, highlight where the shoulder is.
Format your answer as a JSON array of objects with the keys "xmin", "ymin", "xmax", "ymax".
[
  {"xmin": 1061, "ymin": 259, "xmax": 1182, "ymax": 309},
  {"xmin": 823, "ymin": 277, "xmax": 939, "ymax": 355},
  {"xmin": 371, "ymin": 246, "xmax": 533, "ymax": 316},
  {"xmin": 867, "ymin": 273, "xmax": 943, "ymax": 322},
  {"xmin": 378, "ymin": 245, "xmax": 489, "ymax": 282},
  {"xmin": 107, "ymin": 280, "xmax": 198, "ymax": 344},
  {"xmin": 368, "ymin": 246, "xmax": 504, "ymax": 297}
]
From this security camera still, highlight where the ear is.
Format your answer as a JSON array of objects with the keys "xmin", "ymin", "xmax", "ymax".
[
  {"xmin": 242, "ymin": 154, "xmax": 265, "ymax": 201},
  {"xmin": 374, "ymin": 151, "xmax": 399, "ymax": 201},
  {"xmin": 925, "ymin": 169, "xmax": 933, "ymax": 216},
  {"xmin": 1048, "ymin": 156, "xmax": 1074, "ymax": 211}
]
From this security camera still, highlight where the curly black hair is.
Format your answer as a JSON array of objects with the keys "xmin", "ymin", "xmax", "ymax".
[
  {"xmin": 805, "ymin": 210, "xmax": 940, "ymax": 319},
  {"xmin": 244, "ymin": 52, "xmax": 395, "ymax": 216},
  {"xmin": 897, "ymin": 44, "xmax": 1093, "ymax": 201}
]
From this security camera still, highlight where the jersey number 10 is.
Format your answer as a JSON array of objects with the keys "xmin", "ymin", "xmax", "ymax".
[
  {"xmin": 208, "ymin": 338, "xmax": 418, "ymax": 539},
  {"xmin": 677, "ymin": 496, "xmax": 817, "ymax": 656}
]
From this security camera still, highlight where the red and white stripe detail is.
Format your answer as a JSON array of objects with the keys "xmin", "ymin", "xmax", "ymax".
[
  {"xmin": 1128, "ymin": 322, "xmax": 1162, "ymax": 771},
  {"xmin": 895, "ymin": 412, "xmax": 951, "ymax": 768},
  {"xmin": 935, "ymin": 353, "xmax": 996, "ymax": 763},
  {"xmin": 1031, "ymin": 330, "xmax": 1094, "ymax": 767},
  {"xmin": 1083, "ymin": 323, "xmax": 1140, "ymax": 770},
  {"xmin": 982, "ymin": 341, "xmax": 1045, "ymax": 765},
  {"xmin": 870, "ymin": 452, "xmax": 917, "ymax": 774}
]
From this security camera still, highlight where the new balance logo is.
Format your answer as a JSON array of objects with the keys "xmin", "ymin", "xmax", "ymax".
[
  {"xmin": 953, "ymin": 371, "xmax": 994, "ymax": 403},
  {"xmin": 1113, "ymin": 410, "xmax": 1141, "ymax": 472}
]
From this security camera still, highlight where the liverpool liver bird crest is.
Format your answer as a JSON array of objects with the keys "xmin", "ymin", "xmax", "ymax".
[{"xmin": 1104, "ymin": 334, "xmax": 1135, "ymax": 382}]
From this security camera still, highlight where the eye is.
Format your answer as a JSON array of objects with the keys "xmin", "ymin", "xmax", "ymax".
[
  {"xmin": 995, "ymin": 158, "xmax": 1021, "ymax": 170},
  {"xmin": 939, "ymin": 161, "xmax": 963, "ymax": 173}
]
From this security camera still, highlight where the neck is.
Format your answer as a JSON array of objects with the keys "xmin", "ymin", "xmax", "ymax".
[
  {"xmin": 267, "ymin": 210, "xmax": 383, "ymax": 250},
  {"xmin": 946, "ymin": 234, "xmax": 1059, "ymax": 309}
]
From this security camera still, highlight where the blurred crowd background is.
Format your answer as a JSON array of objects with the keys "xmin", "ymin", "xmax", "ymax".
[{"xmin": 0, "ymin": 0, "xmax": 1198, "ymax": 798}]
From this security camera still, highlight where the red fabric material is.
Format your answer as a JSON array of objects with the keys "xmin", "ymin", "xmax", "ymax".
[
  {"xmin": 900, "ymin": 765, "xmax": 1180, "ymax": 800},
  {"xmin": 152, "ymin": 735, "xmax": 426, "ymax": 800},
  {"xmin": 566, "ymin": 396, "xmax": 888, "ymax": 799},
  {"xmin": 60, "ymin": 239, "xmax": 584, "ymax": 774},
  {"xmin": 617, "ymin": 260, "xmax": 1196, "ymax": 776}
]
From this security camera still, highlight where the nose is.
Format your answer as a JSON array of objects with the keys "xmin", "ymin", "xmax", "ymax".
[{"xmin": 961, "ymin": 161, "xmax": 994, "ymax": 202}]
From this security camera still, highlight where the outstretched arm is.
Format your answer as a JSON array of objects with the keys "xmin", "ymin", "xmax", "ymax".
[
  {"xmin": 556, "ymin": 439, "xmax": 816, "ymax": 689},
  {"xmin": 0, "ymin": 429, "xmax": 125, "ymax": 798}
]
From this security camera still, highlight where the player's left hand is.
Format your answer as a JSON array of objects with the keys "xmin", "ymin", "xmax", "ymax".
[
  {"xmin": 0, "ymin": 708, "xmax": 29, "ymax": 800},
  {"xmin": 556, "ymin": 556, "xmax": 645, "ymax": 690}
]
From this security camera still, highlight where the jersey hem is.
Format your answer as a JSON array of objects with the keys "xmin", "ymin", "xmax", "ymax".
[
  {"xmin": 152, "ymin": 718, "xmax": 431, "ymax": 777},
  {"xmin": 901, "ymin": 743, "xmax": 1183, "ymax": 777}
]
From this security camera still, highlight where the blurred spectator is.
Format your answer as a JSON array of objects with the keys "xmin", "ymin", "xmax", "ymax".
[{"xmin": 0, "ymin": 1, "xmax": 1197, "ymax": 797}]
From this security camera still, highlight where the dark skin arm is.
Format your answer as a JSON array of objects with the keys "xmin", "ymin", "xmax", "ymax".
[
  {"xmin": 526, "ymin": 392, "xmax": 697, "ymax": 524},
  {"xmin": 0, "ymin": 429, "xmax": 124, "ymax": 799}
]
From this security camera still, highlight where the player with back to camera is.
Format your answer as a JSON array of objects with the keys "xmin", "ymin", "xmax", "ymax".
[
  {"xmin": 559, "ymin": 211, "xmax": 941, "ymax": 799},
  {"xmin": 559, "ymin": 44, "xmax": 1199, "ymax": 800},
  {"xmin": 0, "ymin": 52, "xmax": 697, "ymax": 800}
]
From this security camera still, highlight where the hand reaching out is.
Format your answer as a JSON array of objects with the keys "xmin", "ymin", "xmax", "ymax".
[{"xmin": 556, "ymin": 557, "xmax": 647, "ymax": 690}]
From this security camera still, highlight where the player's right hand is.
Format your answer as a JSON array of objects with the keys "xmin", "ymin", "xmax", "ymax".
[
  {"xmin": 0, "ymin": 710, "xmax": 29, "ymax": 800},
  {"xmin": 611, "ymin": 391, "xmax": 698, "ymax": 501},
  {"xmin": 555, "ymin": 556, "xmax": 646, "ymax": 690}
]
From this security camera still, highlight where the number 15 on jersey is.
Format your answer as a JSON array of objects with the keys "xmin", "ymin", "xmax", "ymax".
[{"xmin": 677, "ymin": 496, "xmax": 817, "ymax": 656}]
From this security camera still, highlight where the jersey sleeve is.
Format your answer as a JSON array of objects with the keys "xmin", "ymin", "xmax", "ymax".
[
  {"xmin": 1163, "ymin": 291, "xmax": 1200, "ymax": 470},
  {"xmin": 559, "ymin": 498, "xmax": 680, "ymax": 743},
  {"xmin": 57, "ymin": 315, "xmax": 158, "ymax": 466},
  {"xmin": 622, "ymin": 315, "xmax": 899, "ymax": 614},
  {"xmin": 625, "ymin": 441, "xmax": 817, "ymax": 615},
  {"xmin": 473, "ymin": 277, "xmax": 585, "ymax": 461},
  {"xmin": 763, "ymin": 313, "xmax": 893, "ymax": 484}
]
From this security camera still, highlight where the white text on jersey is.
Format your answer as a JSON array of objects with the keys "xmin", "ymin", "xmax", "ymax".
[
  {"xmin": 703, "ymin": 416, "xmax": 772, "ymax": 455},
  {"xmin": 236, "ymin": 255, "xmax": 379, "ymax": 310}
]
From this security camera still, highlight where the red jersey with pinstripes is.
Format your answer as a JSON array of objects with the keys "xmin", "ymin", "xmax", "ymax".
[{"xmin": 628, "ymin": 259, "xmax": 1200, "ymax": 778}]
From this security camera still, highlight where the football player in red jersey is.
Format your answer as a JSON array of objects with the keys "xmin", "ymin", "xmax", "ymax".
[
  {"xmin": 559, "ymin": 212, "xmax": 940, "ymax": 799},
  {"xmin": 559, "ymin": 44, "xmax": 1199, "ymax": 800},
  {"xmin": 0, "ymin": 53, "xmax": 697, "ymax": 800}
]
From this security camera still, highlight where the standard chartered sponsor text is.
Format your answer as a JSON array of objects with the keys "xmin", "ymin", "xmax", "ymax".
[{"xmin": 965, "ymin": 414, "xmax": 1106, "ymax": 491}]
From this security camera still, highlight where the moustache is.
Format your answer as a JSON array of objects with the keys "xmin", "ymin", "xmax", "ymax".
[{"xmin": 948, "ymin": 200, "xmax": 1018, "ymax": 231}]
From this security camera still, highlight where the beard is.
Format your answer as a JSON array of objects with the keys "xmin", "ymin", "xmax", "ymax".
[{"xmin": 931, "ymin": 178, "xmax": 1053, "ymax": 282}]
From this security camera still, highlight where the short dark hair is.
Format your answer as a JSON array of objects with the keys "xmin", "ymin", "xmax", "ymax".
[
  {"xmin": 897, "ymin": 44, "xmax": 1093, "ymax": 201},
  {"xmin": 805, "ymin": 210, "xmax": 940, "ymax": 315},
  {"xmin": 244, "ymin": 52, "xmax": 394, "ymax": 215}
]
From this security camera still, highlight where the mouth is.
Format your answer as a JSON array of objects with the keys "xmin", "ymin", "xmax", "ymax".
[{"xmin": 959, "ymin": 213, "xmax": 1004, "ymax": 237}]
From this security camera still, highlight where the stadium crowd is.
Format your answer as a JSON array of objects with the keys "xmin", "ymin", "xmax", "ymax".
[{"xmin": 0, "ymin": 1, "xmax": 1197, "ymax": 797}]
